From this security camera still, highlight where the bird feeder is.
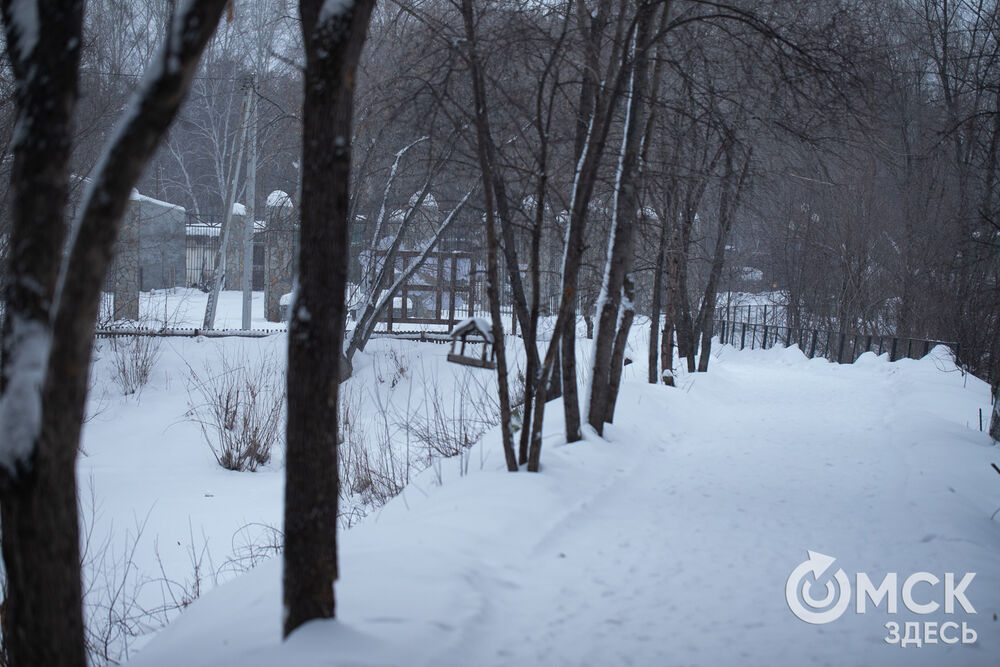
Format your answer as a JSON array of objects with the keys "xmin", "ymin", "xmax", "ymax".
[{"xmin": 447, "ymin": 317, "xmax": 496, "ymax": 369}]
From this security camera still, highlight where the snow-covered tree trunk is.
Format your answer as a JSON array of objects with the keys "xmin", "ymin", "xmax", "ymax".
[
  {"xmin": 284, "ymin": 0, "xmax": 376, "ymax": 637},
  {"xmin": 0, "ymin": 2, "xmax": 228, "ymax": 664},
  {"xmin": 528, "ymin": 0, "xmax": 631, "ymax": 469},
  {"xmin": 604, "ymin": 275, "xmax": 635, "ymax": 423},
  {"xmin": 586, "ymin": 0, "xmax": 655, "ymax": 434},
  {"xmin": 343, "ymin": 148, "xmax": 458, "ymax": 374},
  {"xmin": 0, "ymin": 3, "xmax": 86, "ymax": 664},
  {"xmin": 343, "ymin": 189, "xmax": 474, "ymax": 374}
]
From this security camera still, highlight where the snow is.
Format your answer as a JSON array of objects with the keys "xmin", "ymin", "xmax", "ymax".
[
  {"xmin": 449, "ymin": 316, "xmax": 494, "ymax": 343},
  {"xmin": 131, "ymin": 189, "xmax": 186, "ymax": 213},
  {"xmin": 391, "ymin": 296, "xmax": 413, "ymax": 310},
  {"xmin": 231, "ymin": 202, "xmax": 247, "ymax": 217},
  {"xmin": 100, "ymin": 288, "xmax": 286, "ymax": 331},
  {"xmin": 186, "ymin": 223, "xmax": 220, "ymax": 237},
  {"xmin": 408, "ymin": 191, "xmax": 438, "ymax": 210},
  {"xmin": 266, "ymin": 190, "xmax": 292, "ymax": 209},
  {"xmin": 7, "ymin": 0, "xmax": 39, "ymax": 63},
  {"xmin": 0, "ymin": 314, "xmax": 50, "ymax": 474},
  {"xmin": 187, "ymin": 220, "xmax": 264, "ymax": 238},
  {"xmin": 118, "ymin": 337, "xmax": 1000, "ymax": 666}
]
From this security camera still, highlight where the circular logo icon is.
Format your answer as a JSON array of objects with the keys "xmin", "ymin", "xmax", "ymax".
[{"xmin": 786, "ymin": 550, "xmax": 851, "ymax": 624}]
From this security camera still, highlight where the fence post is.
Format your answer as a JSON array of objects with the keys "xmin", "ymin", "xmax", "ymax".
[
  {"xmin": 922, "ymin": 339, "xmax": 930, "ymax": 358},
  {"xmin": 809, "ymin": 330, "xmax": 818, "ymax": 358},
  {"xmin": 448, "ymin": 256, "xmax": 458, "ymax": 328},
  {"xmin": 741, "ymin": 322, "xmax": 746, "ymax": 350},
  {"xmin": 890, "ymin": 337, "xmax": 898, "ymax": 362},
  {"xmin": 762, "ymin": 324, "xmax": 769, "ymax": 349},
  {"xmin": 906, "ymin": 338, "xmax": 913, "ymax": 359},
  {"xmin": 785, "ymin": 326, "xmax": 792, "ymax": 347},
  {"xmin": 836, "ymin": 332, "xmax": 846, "ymax": 363},
  {"xmin": 865, "ymin": 335, "xmax": 872, "ymax": 354}
]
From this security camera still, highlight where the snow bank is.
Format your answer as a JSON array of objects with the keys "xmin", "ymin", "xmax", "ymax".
[
  {"xmin": 125, "ymin": 338, "xmax": 1000, "ymax": 667},
  {"xmin": 131, "ymin": 188, "xmax": 185, "ymax": 213}
]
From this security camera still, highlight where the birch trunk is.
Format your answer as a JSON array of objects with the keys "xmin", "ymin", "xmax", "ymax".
[{"xmin": 587, "ymin": 0, "xmax": 655, "ymax": 434}]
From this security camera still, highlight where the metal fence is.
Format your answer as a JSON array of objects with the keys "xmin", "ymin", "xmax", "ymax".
[
  {"xmin": 184, "ymin": 230, "xmax": 264, "ymax": 289},
  {"xmin": 713, "ymin": 315, "xmax": 958, "ymax": 364}
]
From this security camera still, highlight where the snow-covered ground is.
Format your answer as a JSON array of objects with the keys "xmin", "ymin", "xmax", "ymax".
[
  {"xmin": 80, "ymin": 330, "xmax": 1000, "ymax": 666},
  {"xmin": 100, "ymin": 287, "xmax": 523, "ymax": 334},
  {"xmin": 100, "ymin": 288, "xmax": 287, "ymax": 330}
]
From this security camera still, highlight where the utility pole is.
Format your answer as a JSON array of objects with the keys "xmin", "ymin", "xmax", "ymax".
[{"xmin": 242, "ymin": 73, "xmax": 257, "ymax": 329}]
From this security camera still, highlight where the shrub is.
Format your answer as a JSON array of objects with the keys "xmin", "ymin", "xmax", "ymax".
[
  {"xmin": 186, "ymin": 348, "xmax": 285, "ymax": 472},
  {"xmin": 106, "ymin": 332, "xmax": 161, "ymax": 396}
]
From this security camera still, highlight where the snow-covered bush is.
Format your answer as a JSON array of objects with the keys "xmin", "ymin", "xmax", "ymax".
[
  {"xmin": 107, "ymin": 332, "xmax": 162, "ymax": 396},
  {"xmin": 186, "ymin": 348, "xmax": 285, "ymax": 472}
]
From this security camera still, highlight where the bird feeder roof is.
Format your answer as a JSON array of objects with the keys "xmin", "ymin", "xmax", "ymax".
[{"xmin": 449, "ymin": 317, "xmax": 494, "ymax": 344}]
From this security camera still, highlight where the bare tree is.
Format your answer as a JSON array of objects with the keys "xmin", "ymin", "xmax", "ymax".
[
  {"xmin": 458, "ymin": 0, "xmax": 519, "ymax": 472},
  {"xmin": 284, "ymin": 0, "xmax": 377, "ymax": 637}
]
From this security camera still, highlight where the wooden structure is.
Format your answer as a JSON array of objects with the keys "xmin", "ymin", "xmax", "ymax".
[
  {"xmin": 378, "ymin": 250, "xmax": 477, "ymax": 331},
  {"xmin": 447, "ymin": 317, "xmax": 496, "ymax": 369}
]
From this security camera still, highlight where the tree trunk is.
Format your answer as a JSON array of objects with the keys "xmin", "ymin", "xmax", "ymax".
[
  {"xmin": 990, "ymin": 383, "xmax": 1000, "ymax": 442},
  {"xmin": 204, "ymin": 85, "xmax": 252, "ymax": 329},
  {"xmin": 0, "ymin": 4, "xmax": 84, "ymax": 661},
  {"xmin": 492, "ymin": 163, "xmax": 537, "ymax": 370},
  {"xmin": 0, "ymin": 3, "xmax": 228, "ymax": 665},
  {"xmin": 677, "ymin": 268, "xmax": 696, "ymax": 373},
  {"xmin": 588, "ymin": 1, "xmax": 655, "ymax": 434},
  {"xmin": 285, "ymin": 0, "xmax": 376, "ymax": 637},
  {"xmin": 518, "ymin": 69, "xmax": 556, "ymax": 462},
  {"xmin": 605, "ymin": 275, "xmax": 636, "ymax": 423},
  {"xmin": 697, "ymin": 145, "xmax": 750, "ymax": 372},
  {"xmin": 460, "ymin": 0, "xmax": 518, "ymax": 472},
  {"xmin": 529, "ymin": 0, "xmax": 632, "ymax": 464},
  {"xmin": 560, "ymin": 318, "xmax": 582, "ymax": 441},
  {"xmin": 661, "ymin": 226, "xmax": 680, "ymax": 386},
  {"xmin": 648, "ymin": 213, "xmax": 668, "ymax": 383}
]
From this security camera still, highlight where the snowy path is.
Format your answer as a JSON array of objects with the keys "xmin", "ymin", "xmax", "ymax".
[{"xmin": 129, "ymin": 345, "xmax": 1000, "ymax": 667}]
